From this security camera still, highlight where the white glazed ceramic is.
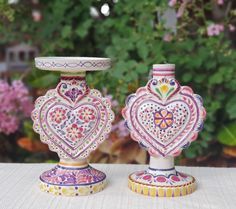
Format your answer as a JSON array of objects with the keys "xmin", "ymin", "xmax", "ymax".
[
  {"xmin": 123, "ymin": 63, "xmax": 206, "ymax": 197},
  {"xmin": 32, "ymin": 57, "xmax": 114, "ymax": 196},
  {"xmin": 35, "ymin": 57, "xmax": 111, "ymax": 72}
]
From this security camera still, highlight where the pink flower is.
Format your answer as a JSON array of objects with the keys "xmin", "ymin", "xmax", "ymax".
[
  {"xmin": 229, "ymin": 24, "xmax": 235, "ymax": 32},
  {"xmin": 168, "ymin": 0, "xmax": 177, "ymax": 7},
  {"xmin": 176, "ymin": 0, "xmax": 188, "ymax": 18},
  {"xmin": 163, "ymin": 34, "xmax": 173, "ymax": 42},
  {"xmin": 105, "ymin": 94, "xmax": 119, "ymax": 107},
  {"xmin": 112, "ymin": 120, "xmax": 129, "ymax": 138},
  {"xmin": 12, "ymin": 80, "xmax": 33, "ymax": 116},
  {"xmin": 66, "ymin": 124, "xmax": 83, "ymax": 141},
  {"xmin": 50, "ymin": 107, "xmax": 66, "ymax": 124},
  {"xmin": 78, "ymin": 107, "xmax": 95, "ymax": 122},
  {"xmin": 0, "ymin": 80, "xmax": 33, "ymax": 135},
  {"xmin": 207, "ymin": 24, "xmax": 224, "ymax": 36},
  {"xmin": 32, "ymin": 10, "xmax": 42, "ymax": 22},
  {"xmin": 0, "ymin": 112, "xmax": 19, "ymax": 135},
  {"xmin": 217, "ymin": 0, "xmax": 224, "ymax": 5}
]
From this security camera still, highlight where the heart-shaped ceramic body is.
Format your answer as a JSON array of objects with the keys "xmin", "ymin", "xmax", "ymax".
[
  {"xmin": 122, "ymin": 77, "xmax": 206, "ymax": 157},
  {"xmin": 32, "ymin": 75, "xmax": 114, "ymax": 160}
]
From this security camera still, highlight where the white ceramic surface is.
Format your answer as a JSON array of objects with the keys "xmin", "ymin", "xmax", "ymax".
[{"xmin": 35, "ymin": 57, "xmax": 111, "ymax": 72}]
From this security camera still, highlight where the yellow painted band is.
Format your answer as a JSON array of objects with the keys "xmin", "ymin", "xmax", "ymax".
[
  {"xmin": 58, "ymin": 161, "xmax": 88, "ymax": 167},
  {"xmin": 39, "ymin": 180, "xmax": 106, "ymax": 196},
  {"xmin": 128, "ymin": 177, "xmax": 196, "ymax": 197}
]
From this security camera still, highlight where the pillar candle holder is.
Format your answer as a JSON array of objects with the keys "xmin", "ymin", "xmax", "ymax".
[
  {"xmin": 32, "ymin": 57, "xmax": 114, "ymax": 196},
  {"xmin": 122, "ymin": 64, "xmax": 206, "ymax": 197}
]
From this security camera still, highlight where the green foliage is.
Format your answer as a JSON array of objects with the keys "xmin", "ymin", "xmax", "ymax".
[
  {"xmin": 0, "ymin": 0, "xmax": 15, "ymax": 22},
  {"xmin": 217, "ymin": 123, "xmax": 236, "ymax": 146},
  {"xmin": 23, "ymin": 120, "xmax": 38, "ymax": 141},
  {"xmin": 1, "ymin": 0, "xmax": 236, "ymax": 159}
]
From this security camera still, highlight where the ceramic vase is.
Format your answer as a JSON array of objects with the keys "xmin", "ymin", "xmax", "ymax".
[
  {"xmin": 31, "ymin": 57, "xmax": 114, "ymax": 196},
  {"xmin": 122, "ymin": 64, "xmax": 206, "ymax": 197}
]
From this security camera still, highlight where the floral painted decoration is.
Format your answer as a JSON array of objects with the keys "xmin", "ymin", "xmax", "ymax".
[
  {"xmin": 78, "ymin": 107, "xmax": 96, "ymax": 122},
  {"xmin": 50, "ymin": 107, "xmax": 67, "ymax": 124},
  {"xmin": 122, "ymin": 65, "xmax": 206, "ymax": 157},
  {"xmin": 154, "ymin": 109, "xmax": 173, "ymax": 130},
  {"xmin": 32, "ymin": 76, "xmax": 114, "ymax": 159}
]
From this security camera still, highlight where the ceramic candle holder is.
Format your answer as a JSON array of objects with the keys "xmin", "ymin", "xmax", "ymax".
[
  {"xmin": 32, "ymin": 57, "xmax": 114, "ymax": 196},
  {"xmin": 122, "ymin": 64, "xmax": 206, "ymax": 197}
]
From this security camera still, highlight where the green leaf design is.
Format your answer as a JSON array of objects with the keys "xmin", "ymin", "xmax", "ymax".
[
  {"xmin": 166, "ymin": 87, "xmax": 174, "ymax": 97},
  {"xmin": 217, "ymin": 123, "xmax": 236, "ymax": 146},
  {"xmin": 155, "ymin": 88, "xmax": 162, "ymax": 97}
]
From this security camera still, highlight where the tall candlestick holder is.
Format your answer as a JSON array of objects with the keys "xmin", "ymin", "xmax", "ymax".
[
  {"xmin": 122, "ymin": 64, "xmax": 206, "ymax": 197},
  {"xmin": 32, "ymin": 57, "xmax": 114, "ymax": 196}
]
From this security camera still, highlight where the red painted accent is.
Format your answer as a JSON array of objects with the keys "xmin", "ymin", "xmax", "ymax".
[
  {"xmin": 152, "ymin": 73, "xmax": 175, "ymax": 76},
  {"xmin": 152, "ymin": 68, "xmax": 174, "ymax": 72},
  {"xmin": 61, "ymin": 76, "xmax": 85, "ymax": 80}
]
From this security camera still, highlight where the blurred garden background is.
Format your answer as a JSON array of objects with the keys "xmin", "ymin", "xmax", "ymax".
[{"xmin": 0, "ymin": 0, "xmax": 236, "ymax": 166}]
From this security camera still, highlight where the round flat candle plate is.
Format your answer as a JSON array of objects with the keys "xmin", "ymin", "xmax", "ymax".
[{"xmin": 35, "ymin": 57, "xmax": 111, "ymax": 72}]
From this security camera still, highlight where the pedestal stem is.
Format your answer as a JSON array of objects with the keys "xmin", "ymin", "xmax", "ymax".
[
  {"xmin": 148, "ymin": 156, "xmax": 176, "ymax": 176},
  {"xmin": 59, "ymin": 158, "xmax": 88, "ymax": 167},
  {"xmin": 149, "ymin": 156, "xmax": 174, "ymax": 170},
  {"xmin": 61, "ymin": 71, "xmax": 86, "ymax": 78},
  {"xmin": 152, "ymin": 64, "xmax": 175, "ymax": 79}
]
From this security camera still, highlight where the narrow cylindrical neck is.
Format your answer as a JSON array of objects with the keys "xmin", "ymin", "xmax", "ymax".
[
  {"xmin": 148, "ymin": 156, "xmax": 176, "ymax": 176},
  {"xmin": 58, "ymin": 71, "xmax": 88, "ymax": 103},
  {"xmin": 60, "ymin": 72, "xmax": 86, "ymax": 81},
  {"xmin": 152, "ymin": 64, "xmax": 175, "ymax": 79},
  {"xmin": 59, "ymin": 158, "xmax": 88, "ymax": 168},
  {"xmin": 149, "ymin": 156, "xmax": 174, "ymax": 170}
]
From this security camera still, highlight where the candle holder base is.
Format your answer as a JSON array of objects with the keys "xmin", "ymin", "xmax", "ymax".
[
  {"xmin": 39, "ymin": 164, "xmax": 106, "ymax": 196},
  {"xmin": 128, "ymin": 168, "xmax": 196, "ymax": 197}
]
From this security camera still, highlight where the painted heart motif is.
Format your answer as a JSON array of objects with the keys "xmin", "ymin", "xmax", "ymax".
[
  {"xmin": 32, "ymin": 77, "xmax": 114, "ymax": 160},
  {"xmin": 136, "ymin": 100, "xmax": 191, "ymax": 147},
  {"xmin": 122, "ymin": 78, "xmax": 206, "ymax": 157},
  {"xmin": 46, "ymin": 104, "xmax": 98, "ymax": 148},
  {"xmin": 57, "ymin": 76, "xmax": 89, "ymax": 104}
]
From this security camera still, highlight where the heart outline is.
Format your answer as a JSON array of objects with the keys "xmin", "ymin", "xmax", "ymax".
[{"xmin": 122, "ymin": 82, "xmax": 205, "ymax": 157}]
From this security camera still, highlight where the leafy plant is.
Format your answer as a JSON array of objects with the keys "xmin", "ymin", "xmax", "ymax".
[{"xmin": 217, "ymin": 123, "xmax": 236, "ymax": 146}]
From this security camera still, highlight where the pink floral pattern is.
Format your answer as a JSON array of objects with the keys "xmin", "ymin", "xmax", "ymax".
[
  {"xmin": 66, "ymin": 124, "xmax": 84, "ymax": 142},
  {"xmin": 133, "ymin": 171, "xmax": 189, "ymax": 186},
  {"xmin": 32, "ymin": 75, "xmax": 115, "ymax": 160},
  {"xmin": 40, "ymin": 165, "xmax": 106, "ymax": 186},
  {"xmin": 50, "ymin": 107, "xmax": 66, "ymax": 124},
  {"xmin": 122, "ymin": 73, "xmax": 206, "ymax": 157},
  {"xmin": 78, "ymin": 107, "xmax": 96, "ymax": 122}
]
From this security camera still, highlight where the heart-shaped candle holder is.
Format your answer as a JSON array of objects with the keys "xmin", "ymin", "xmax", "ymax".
[
  {"xmin": 32, "ymin": 57, "xmax": 114, "ymax": 196},
  {"xmin": 122, "ymin": 64, "xmax": 206, "ymax": 197}
]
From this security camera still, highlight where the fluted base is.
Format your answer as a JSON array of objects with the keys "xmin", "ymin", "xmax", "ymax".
[{"xmin": 39, "ymin": 164, "xmax": 106, "ymax": 196}]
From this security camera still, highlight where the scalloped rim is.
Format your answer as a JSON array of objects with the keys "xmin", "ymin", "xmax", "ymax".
[
  {"xmin": 122, "ymin": 80, "xmax": 206, "ymax": 157},
  {"xmin": 32, "ymin": 89, "xmax": 114, "ymax": 160}
]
